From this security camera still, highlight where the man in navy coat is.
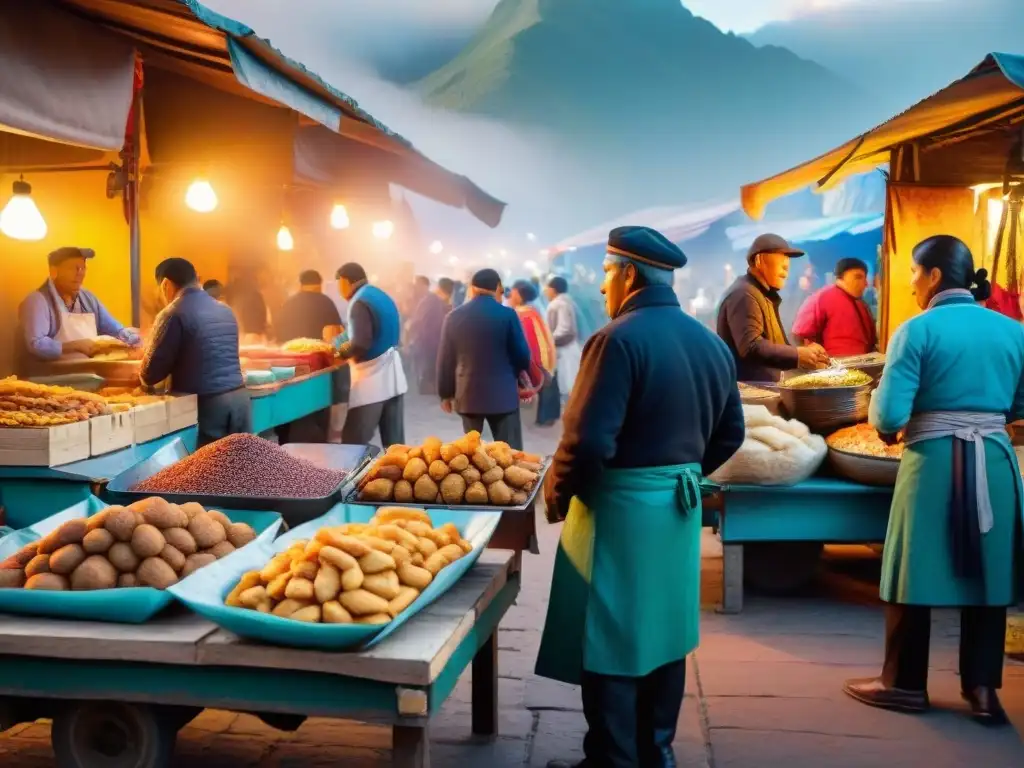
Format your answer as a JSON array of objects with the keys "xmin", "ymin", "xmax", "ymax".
[{"xmin": 437, "ymin": 268, "xmax": 532, "ymax": 449}]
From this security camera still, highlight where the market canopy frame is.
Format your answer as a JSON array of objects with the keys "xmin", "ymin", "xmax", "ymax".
[{"xmin": 740, "ymin": 53, "xmax": 1024, "ymax": 220}]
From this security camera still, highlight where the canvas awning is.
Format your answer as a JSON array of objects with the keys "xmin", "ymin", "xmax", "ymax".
[
  {"xmin": 741, "ymin": 53, "xmax": 1024, "ymax": 220},
  {"xmin": 2, "ymin": 0, "xmax": 505, "ymax": 226},
  {"xmin": 726, "ymin": 213, "xmax": 884, "ymax": 253}
]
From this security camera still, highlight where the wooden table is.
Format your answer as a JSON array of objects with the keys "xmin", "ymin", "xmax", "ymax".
[{"xmin": 0, "ymin": 551, "xmax": 519, "ymax": 768}]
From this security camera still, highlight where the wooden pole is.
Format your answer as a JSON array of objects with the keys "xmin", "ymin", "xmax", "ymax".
[{"xmin": 128, "ymin": 87, "xmax": 142, "ymax": 328}]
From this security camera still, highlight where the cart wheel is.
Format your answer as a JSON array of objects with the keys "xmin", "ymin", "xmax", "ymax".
[
  {"xmin": 743, "ymin": 542, "xmax": 824, "ymax": 595},
  {"xmin": 51, "ymin": 702, "xmax": 176, "ymax": 768}
]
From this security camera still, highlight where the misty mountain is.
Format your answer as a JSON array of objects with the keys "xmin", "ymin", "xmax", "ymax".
[
  {"xmin": 416, "ymin": 0, "xmax": 883, "ymax": 227},
  {"xmin": 748, "ymin": 0, "xmax": 1022, "ymax": 112}
]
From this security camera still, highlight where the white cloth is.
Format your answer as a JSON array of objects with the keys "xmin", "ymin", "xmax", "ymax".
[
  {"xmin": 547, "ymin": 294, "xmax": 582, "ymax": 394},
  {"xmin": 348, "ymin": 347, "xmax": 408, "ymax": 409},
  {"xmin": 903, "ymin": 411, "xmax": 1006, "ymax": 534},
  {"xmin": 710, "ymin": 405, "xmax": 826, "ymax": 486},
  {"xmin": 54, "ymin": 299, "xmax": 98, "ymax": 345}
]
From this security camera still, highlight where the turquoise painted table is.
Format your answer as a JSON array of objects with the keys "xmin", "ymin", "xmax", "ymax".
[
  {"xmin": 248, "ymin": 366, "xmax": 347, "ymax": 435},
  {"xmin": 0, "ymin": 550, "xmax": 518, "ymax": 768},
  {"xmin": 0, "ymin": 427, "xmax": 199, "ymax": 530},
  {"xmin": 715, "ymin": 476, "xmax": 893, "ymax": 613}
]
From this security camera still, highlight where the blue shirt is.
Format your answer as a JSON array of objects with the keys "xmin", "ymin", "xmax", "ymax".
[{"xmin": 18, "ymin": 280, "xmax": 137, "ymax": 361}]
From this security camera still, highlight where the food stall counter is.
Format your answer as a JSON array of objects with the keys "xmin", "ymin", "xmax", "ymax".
[{"xmin": 247, "ymin": 365, "xmax": 348, "ymax": 436}]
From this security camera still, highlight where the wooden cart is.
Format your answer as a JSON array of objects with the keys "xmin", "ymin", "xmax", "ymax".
[{"xmin": 0, "ymin": 551, "xmax": 519, "ymax": 768}]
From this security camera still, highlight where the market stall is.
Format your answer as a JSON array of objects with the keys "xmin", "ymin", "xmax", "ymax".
[{"xmin": 712, "ymin": 52, "xmax": 1024, "ymax": 612}]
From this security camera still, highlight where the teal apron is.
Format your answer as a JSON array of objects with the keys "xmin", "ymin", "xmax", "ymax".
[{"xmin": 535, "ymin": 463, "xmax": 705, "ymax": 685}]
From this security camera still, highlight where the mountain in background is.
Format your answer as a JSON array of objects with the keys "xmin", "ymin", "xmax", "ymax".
[
  {"xmin": 748, "ymin": 0, "xmax": 1021, "ymax": 113},
  {"xmin": 415, "ymin": 0, "xmax": 882, "ymax": 228}
]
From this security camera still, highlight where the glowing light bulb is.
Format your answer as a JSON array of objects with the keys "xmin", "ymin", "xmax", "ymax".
[
  {"xmin": 185, "ymin": 179, "xmax": 217, "ymax": 213},
  {"xmin": 372, "ymin": 220, "xmax": 394, "ymax": 240},
  {"xmin": 277, "ymin": 224, "xmax": 294, "ymax": 251},
  {"xmin": 330, "ymin": 203, "xmax": 350, "ymax": 229},
  {"xmin": 429, "ymin": 240, "xmax": 444, "ymax": 254},
  {"xmin": 0, "ymin": 179, "xmax": 46, "ymax": 241}
]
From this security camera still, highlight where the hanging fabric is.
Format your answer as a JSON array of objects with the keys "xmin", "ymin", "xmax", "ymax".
[{"xmin": 987, "ymin": 189, "xmax": 1023, "ymax": 320}]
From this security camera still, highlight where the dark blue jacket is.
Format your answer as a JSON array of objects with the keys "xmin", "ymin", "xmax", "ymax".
[
  {"xmin": 545, "ymin": 284, "xmax": 745, "ymax": 521},
  {"xmin": 140, "ymin": 285, "xmax": 243, "ymax": 396},
  {"xmin": 437, "ymin": 295, "xmax": 532, "ymax": 415}
]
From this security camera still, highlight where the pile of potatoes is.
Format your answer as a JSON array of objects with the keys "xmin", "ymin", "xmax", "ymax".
[
  {"xmin": 0, "ymin": 498, "xmax": 257, "ymax": 592},
  {"xmin": 357, "ymin": 432, "xmax": 544, "ymax": 507},
  {"xmin": 226, "ymin": 507, "xmax": 472, "ymax": 625}
]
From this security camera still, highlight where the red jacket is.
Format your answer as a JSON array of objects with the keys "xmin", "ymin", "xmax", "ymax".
[{"xmin": 792, "ymin": 284, "xmax": 877, "ymax": 357}]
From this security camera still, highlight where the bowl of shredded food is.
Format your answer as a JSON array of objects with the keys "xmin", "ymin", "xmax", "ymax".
[
  {"xmin": 826, "ymin": 423, "xmax": 902, "ymax": 486},
  {"xmin": 778, "ymin": 369, "xmax": 873, "ymax": 433}
]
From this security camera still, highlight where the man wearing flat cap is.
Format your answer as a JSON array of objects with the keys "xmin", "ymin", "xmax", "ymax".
[
  {"xmin": 16, "ymin": 246, "xmax": 140, "ymax": 374},
  {"xmin": 436, "ymin": 268, "xmax": 532, "ymax": 448},
  {"xmin": 716, "ymin": 233, "xmax": 830, "ymax": 382},
  {"xmin": 537, "ymin": 226, "xmax": 745, "ymax": 768}
]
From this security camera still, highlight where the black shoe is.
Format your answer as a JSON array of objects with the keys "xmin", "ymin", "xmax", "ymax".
[
  {"xmin": 546, "ymin": 762, "xmax": 586, "ymax": 768},
  {"xmin": 962, "ymin": 686, "xmax": 1009, "ymax": 726},
  {"xmin": 842, "ymin": 677, "xmax": 929, "ymax": 713}
]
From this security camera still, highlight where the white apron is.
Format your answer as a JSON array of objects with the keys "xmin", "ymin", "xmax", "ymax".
[
  {"xmin": 55, "ymin": 299, "xmax": 98, "ymax": 346},
  {"xmin": 348, "ymin": 347, "xmax": 408, "ymax": 409},
  {"xmin": 556, "ymin": 340, "xmax": 582, "ymax": 397}
]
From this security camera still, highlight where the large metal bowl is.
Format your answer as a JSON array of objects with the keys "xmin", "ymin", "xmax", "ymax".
[
  {"xmin": 778, "ymin": 383, "xmax": 872, "ymax": 433},
  {"xmin": 827, "ymin": 446, "xmax": 901, "ymax": 486}
]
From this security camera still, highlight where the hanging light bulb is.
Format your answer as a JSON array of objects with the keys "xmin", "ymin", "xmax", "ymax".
[
  {"xmin": 330, "ymin": 203, "xmax": 350, "ymax": 230},
  {"xmin": 277, "ymin": 224, "xmax": 294, "ymax": 251},
  {"xmin": 372, "ymin": 220, "xmax": 394, "ymax": 240},
  {"xmin": 429, "ymin": 240, "xmax": 444, "ymax": 254},
  {"xmin": 0, "ymin": 177, "xmax": 47, "ymax": 241},
  {"xmin": 185, "ymin": 179, "xmax": 218, "ymax": 213}
]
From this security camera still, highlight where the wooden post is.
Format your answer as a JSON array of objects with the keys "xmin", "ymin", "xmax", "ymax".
[
  {"xmin": 471, "ymin": 631, "xmax": 498, "ymax": 737},
  {"xmin": 719, "ymin": 543, "xmax": 744, "ymax": 614},
  {"xmin": 393, "ymin": 725, "xmax": 430, "ymax": 768},
  {"xmin": 128, "ymin": 85, "xmax": 142, "ymax": 328}
]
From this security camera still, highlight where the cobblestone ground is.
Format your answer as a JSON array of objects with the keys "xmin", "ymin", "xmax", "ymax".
[{"xmin": 2, "ymin": 394, "xmax": 1023, "ymax": 765}]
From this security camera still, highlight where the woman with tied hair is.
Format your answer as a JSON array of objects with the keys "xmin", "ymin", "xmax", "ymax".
[{"xmin": 844, "ymin": 235, "xmax": 1024, "ymax": 725}]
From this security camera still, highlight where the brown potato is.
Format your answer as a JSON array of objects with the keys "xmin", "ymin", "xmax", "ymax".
[
  {"xmin": 422, "ymin": 436, "xmax": 443, "ymax": 465},
  {"xmin": 164, "ymin": 528, "xmax": 198, "ymax": 556},
  {"xmin": 378, "ymin": 452, "xmax": 410, "ymax": 470},
  {"xmin": 314, "ymin": 563, "xmax": 342, "ymax": 603},
  {"xmin": 319, "ymin": 546, "xmax": 358, "ymax": 572},
  {"xmin": 388, "ymin": 586, "xmax": 420, "ymax": 617},
  {"xmin": 209, "ymin": 541, "xmax": 236, "ymax": 559},
  {"xmin": 290, "ymin": 605, "xmax": 322, "ymax": 623},
  {"xmin": 339, "ymin": 588, "xmax": 390, "ymax": 616},
  {"xmin": 448, "ymin": 454, "xmax": 471, "ymax": 472},
  {"xmin": 83, "ymin": 528, "xmax": 115, "ymax": 555},
  {"xmin": 226, "ymin": 571, "xmax": 263, "ymax": 607},
  {"xmin": 439, "ymin": 443, "xmax": 462, "ymax": 463},
  {"xmin": 26, "ymin": 573, "xmax": 69, "ymax": 591},
  {"xmin": 25, "ymin": 554, "xmax": 51, "ymax": 579},
  {"xmin": 341, "ymin": 563, "xmax": 364, "ymax": 591},
  {"xmin": 131, "ymin": 524, "xmax": 166, "ymax": 559},
  {"xmin": 397, "ymin": 562, "xmax": 433, "ymax": 590},
  {"xmin": 137, "ymin": 557, "xmax": 179, "ymax": 589},
  {"xmin": 516, "ymin": 460, "xmax": 544, "ymax": 473},
  {"xmin": 481, "ymin": 466, "xmax": 505, "ymax": 485},
  {"xmin": 271, "ymin": 598, "xmax": 311, "ymax": 618},
  {"xmin": 118, "ymin": 573, "xmax": 137, "ymax": 588},
  {"xmin": 360, "ymin": 478, "xmax": 395, "ymax": 501},
  {"xmin": 1, "ymin": 543, "xmax": 39, "ymax": 570},
  {"xmin": 511, "ymin": 491, "xmax": 529, "ymax": 506},
  {"xmin": 181, "ymin": 553, "xmax": 217, "ymax": 578},
  {"xmin": 427, "ymin": 459, "xmax": 451, "ymax": 482},
  {"xmin": 358, "ymin": 550, "xmax": 396, "ymax": 575},
  {"xmin": 0, "ymin": 569, "xmax": 25, "ymax": 588},
  {"xmin": 85, "ymin": 509, "xmax": 112, "ymax": 533},
  {"xmin": 239, "ymin": 585, "xmax": 268, "ymax": 609},
  {"xmin": 38, "ymin": 519, "xmax": 87, "ymax": 555},
  {"xmin": 180, "ymin": 502, "xmax": 206, "ymax": 520},
  {"xmin": 322, "ymin": 600, "xmax": 354, "ymax": 624},
  {"xmin": 136, "ymin": 497, "xmax": 186, "ymax": 529},
  {"xmin": 461, "ymin": 466, "xmax": 482, "ymax": 484},
  {"xmin": 393, "ymin": 480, "xmax": 415, "ymax": 503},
  {"xmin": 470, "ymin": 450, "xmax": 496, "ymax": 472},
  {"xmin": 413, "ymin": 475, "xmax": 439, "ymax": 503},
  {"xmin": 107, "ymin": 542, "xmax": 140, "ymax": 573},
  {"xmin": 50, "ymin": 544, "xmax": 88, "ymax": 576},
  {"xmin": 160, "ymin": 544, "xmax": 187, "ymax": 573},
  {"xmin": 362, "ymin": 570, "xmax": 401, "ymax": 600},
  {"xmin": 356, "ymin": 613, "xmax": 392, "ymax": 625},
  {"xmin": 285, "ymin": 577, "xmax": 315, "ymax": 601},
  {"xmin": 487, "ymin": 480, "xmax": 514, "ymax": 506},
  {"xmin": 70, "ymin": 556, "xmax": 118, "ymax": 590},
  {"xmin": 223, "ymin": 523, "xmax": 255, "ymax": 549},
  {"xmin": 373, "ymin": 465, "xmax": 403, "ymax": 482},
  {"xmin": 503, "ymin": 465, "xmax": 538, "ymax": 489},
  {"xmin": 439, "ymin": 473, "xmax": 466, "ymax": 505},
  {"xmin": 403, "ymin": 457, "xmax": 429, "ymax": 483},
  {"xmin": 188, "ymin": 513, "xmax": 227, "ymax": 549},
  {"xmin": 206, "ymin": 509, "xmax": 233, "ymax": 531}
]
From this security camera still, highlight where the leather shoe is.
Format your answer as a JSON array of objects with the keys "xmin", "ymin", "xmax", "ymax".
[
  {"xmin": 842, "ymin": 677, "xmax": 929, "ymax": 713},
  {"xmin": 962, "ymin": 686, "xmax": 1009, "ymax": 726}
]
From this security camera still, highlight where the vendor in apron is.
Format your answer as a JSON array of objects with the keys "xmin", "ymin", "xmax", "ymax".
[
  {"xmin": 140, "ymin": 258, "xmax": 251, "ymax": 446},
  {"xmin": 16, "ymin": 246, "xmax": 140, "ymax": 375},
  {"xmin": 843, "ymin": 235, "xmax": 1024, "ymax": 725},
  {"xmin": 335, "ymin": 262, "xmax": 407, "ymax": 447},
  {"xmin": 537, "ymin": 227, "xmax": 745, "ymax": 768}
]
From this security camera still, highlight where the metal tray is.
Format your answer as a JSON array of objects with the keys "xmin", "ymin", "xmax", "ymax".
[
  {"xmin": 827, "ymin": 446, "xmax": 900, "ymax": 487},
  {"xmin": 102, "ymin": 439, "xmax": 377, "ymax": 526},
  {"xmin": 344, "ymin": 457, "xmax": 552, "ymax": 513}
]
